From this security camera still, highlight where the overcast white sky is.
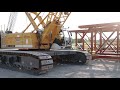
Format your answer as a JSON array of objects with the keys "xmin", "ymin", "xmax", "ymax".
[{"xmin": 1, "ymin": 12, "xmax": 120, "ymax": 33}]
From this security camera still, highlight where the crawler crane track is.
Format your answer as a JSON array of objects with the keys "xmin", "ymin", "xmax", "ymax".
[{"xmin": 0, "ymin": 50, "xmax": 53, "ymax": 75}]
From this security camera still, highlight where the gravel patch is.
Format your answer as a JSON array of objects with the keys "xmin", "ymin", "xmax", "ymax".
[{"xmin": 0, "ymin": 59, "xmax": 120, "ymax": 78}]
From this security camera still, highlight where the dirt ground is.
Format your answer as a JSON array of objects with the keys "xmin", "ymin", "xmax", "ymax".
[{"xmin": 0, "ymin": 59, "xmax": 120, "ymax": 78}]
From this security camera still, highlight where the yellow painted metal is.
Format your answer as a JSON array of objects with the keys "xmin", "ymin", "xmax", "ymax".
[
  {"xmin": 31, "ymin": 12, "xmax": 56, "ymax": 33},
  {"xmin": 3, "ymin": 33, "xmax": 39, "ymax": 49},
  {"xmin": 3, "ymin": 12, "xmax": 71, "ymax": 50},
  {"xmin": 25, "ymin": 12, "xmax": 38, "ymax": 31},
  {"xmin": 39, "ymin": 20, "xmax": 61, "ymax": 49},
  {"xmin": 22, "ymin": 12, "xmax": 41, "ymax": 33},
  {"xmin": 31, "ymin": 12, "xmax": 46, "ymax": 27},
  {"xmin": 39, "ymin": 12, "xmax": 71, "ymax": 49}
]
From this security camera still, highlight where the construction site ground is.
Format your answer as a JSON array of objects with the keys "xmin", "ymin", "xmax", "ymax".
[{"xmin": 0, "ymin": 59, "xmax": 120, "ymax": 78}]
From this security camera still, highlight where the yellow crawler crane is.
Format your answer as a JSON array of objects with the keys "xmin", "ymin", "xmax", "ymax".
[{"xmin": 0, "ymin": 12, "xmax": 91, "ymax": 75}]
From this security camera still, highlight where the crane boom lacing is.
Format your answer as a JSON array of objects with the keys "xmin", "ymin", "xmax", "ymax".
[{"xmin": 6, "ymin": 12, "xmax": 18, "ymax": 32}]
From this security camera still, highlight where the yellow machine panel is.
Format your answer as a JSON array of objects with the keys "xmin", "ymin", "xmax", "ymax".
[
  {"xmin": 39, "ymin": 20, "xmax": 61, "ymax": 49},
  {"xmin": 2, "ymin": 33, "xmax": 39, "ymax": 49}
]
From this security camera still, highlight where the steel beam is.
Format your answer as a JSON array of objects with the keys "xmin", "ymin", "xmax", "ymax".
[{"xmin": 69, "ymin": 22, "xmax": 120, "ymax": 60}]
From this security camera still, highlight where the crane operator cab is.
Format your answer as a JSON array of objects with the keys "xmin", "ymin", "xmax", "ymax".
[{"xmin": 50, "ymin": 29, "xmax": 72, "ymax": 50}]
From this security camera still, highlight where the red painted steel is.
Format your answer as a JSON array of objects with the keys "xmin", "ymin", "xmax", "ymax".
[{"xmin": 69, "ymin": 22, "xmax": 120, "ymax": 60}]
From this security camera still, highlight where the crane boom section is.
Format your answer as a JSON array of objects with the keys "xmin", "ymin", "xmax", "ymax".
[
  {"xmin": 25, "ymin": 12, "xmax": 39, "ymax": 31},
  {"xmin": 22, "ymin": 12, "xmax": 41, "ymax": 33},
  {"xmin": 6, "ymin": 12, "xmax": 18, "ymax": 32},
  {"xmin": 39, "ymin": 12, "xmax": 71, "ymax": 49}
]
